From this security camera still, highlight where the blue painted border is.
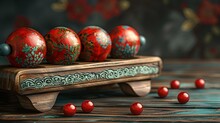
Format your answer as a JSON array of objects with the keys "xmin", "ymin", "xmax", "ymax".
[{"xmin": 20, "ymin": 65, "xmax": 159, "ymax": 90}]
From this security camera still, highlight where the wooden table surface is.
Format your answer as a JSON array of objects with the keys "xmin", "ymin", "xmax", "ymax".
[{"xmin": 1, "ymin": 59, "xmax": 220, "ymax": 122}]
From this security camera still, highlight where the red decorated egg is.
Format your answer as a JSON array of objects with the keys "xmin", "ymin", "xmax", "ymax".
[
  {"xmin": 6, "ymin": 27, "xmax": 46, "ymax": 67},
  {"xmin": 45, "ymin": 27, "xmax": 81, "ymax": 65},
  {"xmin": 78, "ymin": 26, "xmax": 111, "ymax": 62},
  {"xmin": 109, "ymin": 25, "xmax": 140, "ymax": 58}
]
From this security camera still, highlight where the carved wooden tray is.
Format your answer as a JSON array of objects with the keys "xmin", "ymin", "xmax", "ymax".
[{"xmin": 0, "ymin": 56, "xmax": 162, "ymax": 112}]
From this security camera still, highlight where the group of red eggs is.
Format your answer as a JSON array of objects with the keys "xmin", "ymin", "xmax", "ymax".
[{"xmin": 62, "ymin": 79, "xmax": 205, "ymax": 116}]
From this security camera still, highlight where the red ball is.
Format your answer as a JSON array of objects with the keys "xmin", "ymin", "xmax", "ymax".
[
  {"xmin": 109, "ymin": 25, "xmax": 140, "ymax": 58},
  {"xmin": 170, "ymin": 80, "xmax": 180, "ymax": 89},
  {"xmin": 45, "ymin": 27, "xmax": 81, "ymax": 65},
  {"xmin": 177, "ymin": 92, "xmax": 190, "ymax": 104},
  {"xmin": 81, "ymin": 100, "xmax": 94, "ymax": 113},
  {"xmin": 195, "ymin": 79, "xmax": 205, "ymax": 89},
  {"xmin": 63, "ymin": 103, "xmax": 77, "ymax": 116},
  {"xmin": 6, "ymin": 27, "xmax": 46, "ymax": 67},
  {"xmin": 78, "ymin": 26, "xmax": 111, "ymax": 62},
  {"xmin": 130, "ymin": 102, "xmax": 143, "ymax": 115},
  {"xmin": 157, "ymin": 86, "xmax": 169, "ymax": 98}
]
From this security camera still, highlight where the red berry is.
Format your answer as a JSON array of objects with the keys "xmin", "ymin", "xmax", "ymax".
[
  {"xmin": 63, "ymin": 103, "xmax": 76, "ymax": 116},
  {"xmin": 157, "ymin": 86, "xmax": 169, "ymax": 98},
  {"xmin": 177, "ymin": 92, "xmax": 190, "ymax": 104},
  {"xmin": 170, "ymin": 80, "xmax": 180, "ymax": 89},
  {"xmin": 81, "ymin": 100, "xmax": 94, "ymax": 113},
  {"xmin": 130, "ymin": 102, "xmax": 143, "ymax": 115},
  {"xmin": 195, "ymin": 79, "xmax": 205, "ymax": 89}
]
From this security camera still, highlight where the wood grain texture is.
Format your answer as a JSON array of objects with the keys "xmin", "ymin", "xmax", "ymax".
[{"xmin": 1, "ymin": 59, "xmax": 220, "ymax": 122}]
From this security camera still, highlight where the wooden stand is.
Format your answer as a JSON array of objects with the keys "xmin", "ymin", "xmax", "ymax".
[
  {"xmin": 16, "ymin": 92, "xmax": 59, "ymax": 112},
  {"xmin": 119, "ymin": 80, "xmax": 151, "ymax": 97},
  {"xmin": 0, "ymin": 56, "xmax": 162, "ymax": 112}
]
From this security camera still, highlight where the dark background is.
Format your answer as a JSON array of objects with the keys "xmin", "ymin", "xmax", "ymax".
[{"xmin": 1, "ymin": 0, "xmax": 220, "ymax": 64}]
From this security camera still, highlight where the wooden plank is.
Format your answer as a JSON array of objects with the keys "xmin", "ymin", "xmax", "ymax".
[
  {"xmin": 0, "ymin": 56, "xmax": 162, "ymax": 95},
  {"xmin": 0, "ymin": 87, "xmax": 220, "ymax": 122}
]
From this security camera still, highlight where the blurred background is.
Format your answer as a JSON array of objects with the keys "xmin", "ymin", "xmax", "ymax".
[{"xmin": 1, "ymin": 0, "xmax": 220, "ymax": 64}]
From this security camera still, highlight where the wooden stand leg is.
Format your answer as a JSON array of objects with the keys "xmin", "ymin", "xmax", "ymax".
[
  {"xmin": 17, "ymin": 91, "xmax": 59, "ymax": 112},
  {"xmin": 119, "ymin": 80, "xmax": 151, "ymax": 97}
]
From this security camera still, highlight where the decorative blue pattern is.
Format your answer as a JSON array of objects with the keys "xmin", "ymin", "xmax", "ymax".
[
  {"xmin": 96, "ymin": 31, "xmax": 111, "ymax": 49},
  {"xmin": 20, "ymin": 65, "xmax": 159, "ymax": 90},
  {"xmin": 16, "ymin": 44, "xmax": 44, "ymax": 67},
  {"xmin": 118, "ymin": 37, "xmax": 124, "ymax": 43},
  {"xmin": 115, "ymin": 43, "xmax": 136, "ymax": 58}
]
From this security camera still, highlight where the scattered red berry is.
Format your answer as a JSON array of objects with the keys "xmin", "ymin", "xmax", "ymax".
[
  {"xmin": 130, "ymin": 102, "xmax": 143, "ymax": 115},
  {"xmin": 63, "ymin": 103, "xmax": 77, "ymax": 116},
  {"xmin": 170, "ymin": 80, "xmax": 180, "ymax": 89},
  {"xmin": 157, "ymin": 86, "xmax": 169, "ymax": 98},
  {"xmin": 195, "ymin": 79, "xmax": 205, "ymax": 89},
  {"xmin": 177, "ymin": 92, "xmax": 190, "ymax": 104},
  {"xmin": 81, "ymin": 100, "xmax": 94, "ymax": 113}
]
